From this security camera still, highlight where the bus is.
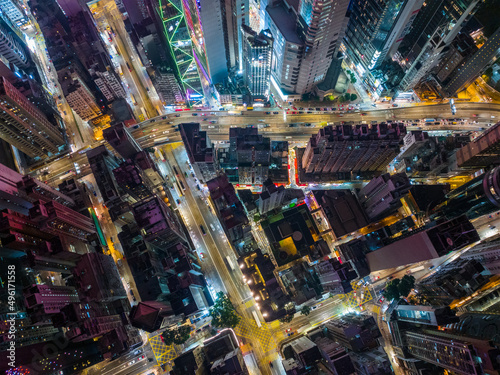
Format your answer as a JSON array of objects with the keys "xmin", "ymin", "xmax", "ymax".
[
  {"xmin": 252, "ymin": 310, "xmax": 262, "ymax": 328},
  {"xmin": 225, "ymin": 256, "xmax": 235, "ymax": 271},
  {"xmin": 424, "ymin": 118, "xmax": 435, "ymax": 123}
]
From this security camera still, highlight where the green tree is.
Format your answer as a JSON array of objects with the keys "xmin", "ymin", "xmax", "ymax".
[
  {"xmin": 344, "ymin": 93, "xmax": 351, "ymax": 101},
  {"xmin": 337, "ymin": 95, "xmax": 345, "ymax": 103},
  {"xmin": 398, "ymin": 275, "xmax": 416, "ymax": 297},
  {"xmin": 383, "ymin": 275, "xmax": 416, "ymax": 301},
  {"xmin": 279, "ymin": 314, "xmax": 294, "ymax": 323},
  {"xmin": 383, "ymin": 279, "xmax": 401, "ymax": 301},
  {"xmin": 161, "ymin": 325, "xmax": 192, "ymax": 345},
  {"xmin": 350, "ymin": 93, "xmax": 357, "ymax": 101},
  {"xmin": 209, "ymin": 292, "xmax": 241, "ymax": 329},
  {"xmin": 300, "ymin": 306, "xmax": 311, "ymax": 316},
  {"xmin": 253, "ymin": 213, "xmax": 261, "ymax": 223},
  {"xmin": 351, "ymin": 77, "xmax": 357, "ymax": 84}
]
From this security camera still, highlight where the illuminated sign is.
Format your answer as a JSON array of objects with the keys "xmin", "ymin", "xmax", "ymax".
[{"xmin": 368, "ymin": 50, "xmax": 381, "ymax": 70}]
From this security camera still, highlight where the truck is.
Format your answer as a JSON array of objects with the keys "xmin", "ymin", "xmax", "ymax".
[
  {"xmin": 407, "ymin": 265, "xmax": 425, "ymax": 274},
  {"xmin": 225, "ymin": 256, "xmax": 235, "ymax": 271},
  {"xmin": 424, "ymin": 118, "xmax": 435, "ymax": 123}
]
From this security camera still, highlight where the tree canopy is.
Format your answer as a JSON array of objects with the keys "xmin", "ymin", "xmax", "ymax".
[
  {"xmin": 279, "ymin": 314, "xmax": 294, "ymax": 323},
  {"xmin": 300, "ymin": 306, "xmax": 311, "ymax": 316},
  {"xmin": 209, "ymin": 292, "xmax": 241, "ymax": 329},
  {"xmin": 161, "ymin": 325, "xmax": 192, "ymax": 345},
  {"xmin": 383, "ymin": 275, "xmax": 416, "ymax": 301}
]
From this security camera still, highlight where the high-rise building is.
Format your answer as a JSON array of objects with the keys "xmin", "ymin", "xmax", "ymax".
[
  {"xmin": 358, "ymin": 173, "xmax": 412, "ymax": 220},
  {"xmin": 73, "ymin": 252, "xmax": 127, "ymax": 302},
  {"xmin": 103, "ymin": 122, "xmax": 142, "ymax": 160},
  {"xmin": 151, "ymin": 0, "xmax": 210, "ymax": 105},
  {"xmin": 60, "ymin": 72, "xmax": 102, "ymax": 121},
  {"xmin": 132, "ymin": 196, "xmax": 186, "ymax": 248},
  {"xmin": 396, "ymin": 0, "xmax": 481, "ymax": 91},
  {"xmin": 179, "ymin": 122, "xmax": 217, "ymax": 183},
  {"xmin": 0, "ymin": 17, "xmax": 31, "ymax": 68},
  {"xmin": 0, "ymin": 77, "xmax": 65, "ymax": 158},
  {"xmin": 112, "ymin": 161, "xmax": 152, "ymax": 201},
  {"xmin": 0, "ymin": 0, "xmax": 28, "ymax": 26},
  {"xmin": 366, "ymin": 215, "xmax": 479, "ymax": 272},
  {"xmin": 430, "ymin": 166, "xmax": 500, "ymax": 221},
  {"xmin": 389, "ymin": 308, "xmax": 500, "ymax": 374},
  {"xmin": 343, "ymin": 0, "xmax": 425, "ymax": 96},
  {"xmin": 90, "ymin": 67, "xmax": 126, "ymax": 102},
  {"xmin": 217, "ymin": 127, "xmax": 274, "ymax": 184},
  {"xmin": 456, "ymin": 122, "xmax": 500, "ymax": 168},
  {"xmin": 444, "ymin": 27, "xmax": 500, "ymax": 95},
  {"xmin": 295, "ymin": 0, "xmax": 350, "ymax": 94},
  {"xmin": 325, "ymin": 315, "xmax": 381, "ymax": 352},
  {"xmin": 300, "ymin": 124, "xmax": 405, "ymax": 181},
  {"xmin": 86, "ymin": 145, "xmax": 122, "ymax": 205},
  {"xmin": 241, "ymin": 25, "xmax": 273, "ymax": 97},
  {"xmin": 255, "ymin": 178, "xmax": 285, "ymax": 214},
  {"xmin": 265, "ymin": 0, "xmax": 349, "ymax": 96},
  {"xmin": 265, "ymin": 1, "xmax": 304, "ymax": 101},
  {"xmin": 29, "ymin": 200, "xmax": 96, "ymax": 242},
  {"xmin": 23, "ymin": 284, "xmax": 80, "ymax": 322},
  {"xmin": 199, "ymin": 0, "xmax": 229, "ymax": 84}
]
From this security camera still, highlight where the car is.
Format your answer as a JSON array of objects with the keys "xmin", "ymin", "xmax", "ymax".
[
  {"xmin": 200, "ymin": 252, "xmax": 205, "ymax": 259},
  {"xmin": 192, "ymin": 113, "xmax": 198, "ymax": 116},
  {"xmin": 266, "ymin": 111, "xmax": 271, "ymax": 114},
  {"xmin": 315, "ymin": 107, "xmax": 321, "ymax": 111},
  {"xmin": 392, "ymin": 103, "xmax": 399, "ymax": 107},
  {"xmin": 176, "ymin": 199, "xmax": 181, "ymax": 205},
  {"xmin": 285, "ymin": 328, "xmax": 292, "ymax": 332},
  {"xmin": 162, "ymin": 116, "xmax": 167, "ymax": 119},
  {"xmin": 269, "ymin": 362, "xmax": 274, "ymax": 368},
  {"xmin": 129, "ymin": 360, "xmax": 136, "ymax": 365},
  {"xmin": 323, "ymin": 108, "xmax": 328, "ymax": 111},
  {"xmin": 311, "ymin": 305, "xmax": 318, "ymax": 310},
  {"xmin": 298, "ymin": 111, "xmax": 304, "ymax": 114},
  {"xmin": 304, "ymin": 123, "xmax": 312, "ymax": 127},
  {"xmin": 196, "ymin": 184, "xmax": 201, "ymax": 190},
  {"xmin": 209, "ymin": 120, "xmax": 217, "ymax": 124},
  {"xmin": 150, "ymin": 119, "xmax": 156, "ymax": 123},
  {"xmin": 490, "ymin": 225, "xmax": 497, "ymax": 230},
  {"xmin": 174, "ymin": 114, "xmax": 181, "ymax": 117},
  {"xmin": 429, "ymin": 265, "xmax": 435, "ymax": 270},
  {"xmin": 203, "ymin": 118, "xmax": 209, "ymax": 121},
  {"xmin": 273, "ymin": 111, "xmax": 279, "ymax": 114},
  {"xmin": 200, "ymin": 224, "xmax": 206, "ymax": 235}
]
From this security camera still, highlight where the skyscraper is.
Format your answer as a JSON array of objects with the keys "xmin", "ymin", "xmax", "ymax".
[
  {"xmin": 0, "ymin": 77, "xmax": 65, "ymax": 158},
  {"xmin": 396, "ymin": 0, "xmax": 481, "ymax": 91},
  {"xmin": 444, "ymin": 27, "xmax": 500, "ymax": 95},
  {"xmin": 295, "ymin": 0, "xmax": 350, "ymax": 94},
  {"xmin": 430, "ymin": 166, "xmax": 500, "ymax": 221},
  {"xmin": 151, "ymin": 0, "xmax": 207, "ymax": 105},
  {"xmin": 241, "ymin": 25, "xmax": 273, "ymax": 97},
  {"xmin": 343, "ymin": 0, "xmax": 425, "ymax": 96}
]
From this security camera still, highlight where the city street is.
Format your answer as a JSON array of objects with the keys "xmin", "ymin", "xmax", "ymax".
[{"xmin": 88, "ymin": 0, "xmax": 162, "ymax": 120}]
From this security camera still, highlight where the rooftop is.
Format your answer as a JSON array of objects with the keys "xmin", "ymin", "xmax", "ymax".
[{"xmin": 266, "ymin": 3, "xmax": 303, "ymax": 45}]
